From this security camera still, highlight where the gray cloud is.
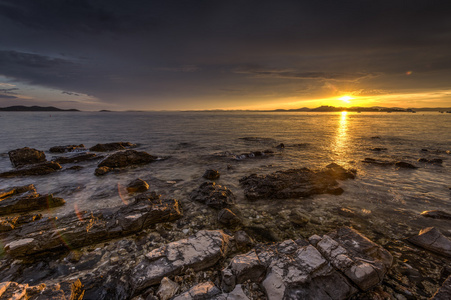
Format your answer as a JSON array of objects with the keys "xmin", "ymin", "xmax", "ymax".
[
  {"xmin": 0, "ymin": 88, "xmax": 19, "ymax": 94},
  {"xmin": 0, "ymin": 94, "xmax": 17, "ymax": 99}
]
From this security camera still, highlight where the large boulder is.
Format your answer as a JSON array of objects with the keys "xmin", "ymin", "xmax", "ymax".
[
  {"xmin": 2, "ymin": 197, "xmax": 182, "ymax": 257},
  {"xmin": 408, "ymin": 227, "xmax": 451, "ymax": 258},
  {"xmin": 95, "ymin": 150, "xmax": 156, "ymax": 175},
  {"xmin": 190, "ymin": 182, "xmax": 236, "ymax": 209},
  {"xmin": 89, "ymin": 142, "xmax": 137, "ymax": 152},
  {"xmin": 8, "ymin": 147, "xmax": 46, "ymax": 167},
  {"xmin": 239, "ymin": 164, "xmax": 355, "ymax": 200},
  {"xmin": 0, "ymin": 161, "xmax": 61, "ymax": 178},
  {"xmin": 131, "ymin": 230, "xmax": 232, "ymax": 293}
]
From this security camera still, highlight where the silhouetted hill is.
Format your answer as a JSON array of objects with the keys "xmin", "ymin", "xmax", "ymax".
[{"xmin": 0, "ymin": 105, "xmax": 80, "ymax": 112}]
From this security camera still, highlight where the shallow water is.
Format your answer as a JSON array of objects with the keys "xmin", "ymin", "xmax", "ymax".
[{"xmin": 1, "ymin": 111, "xmax": 450, "ymax": 236}]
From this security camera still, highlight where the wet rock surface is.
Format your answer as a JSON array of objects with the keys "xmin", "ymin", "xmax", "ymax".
[
  {"xmin": 190, "ymin": 182, "xmax": 236, "ymax": 209},
  {"xmin": 0, "ymin": 161, "xmax": 62, "ymax": 178},
  {"xmin": 362, "ymin": 158, "xmax": 418, "ymax": 169},
  {"xmin": 8, "ymin": 147, "xmax": 46, "ymax": 167},
  {"xmin": 408, "ymin": 227, "xmax": 451, "ymax": 258},
  {"xmin": 49, "ymin": 144, "xmax": 86, "ymax": 153},
  {"xmin": 432, "ymin": 275, "xmax": 451, "ymax": 299},
  {"xmin": 52, "ymin": 153, "xmax": 99, "ymax": 164},
  {"xmin": 127, "ymin": 178, "xmax": 149, "ymax": 193},
  {"xmin": 89, "ymin": 142, "xmax": 137, "ymax": 152},
  {"xmin": 95, "ymin": 150, "xmax": 157, "ymax": 175},
  {"xmin": 203, "ymin": 169, "xmax": 220, "ymax": 180},
  {"xmin": 420, "ymin": 210, "xmax": 451, "ymax": 220},
  {"xmin": 2, "ymin": 197, "xmax": 182, "ymax": 258},
  {"xmin": 240, "ymin": 163, "xmax": 355, "ymax": 200},
  {"xmin": 0, "ymin": 184, "xmax": 65, "ymax": 215}
]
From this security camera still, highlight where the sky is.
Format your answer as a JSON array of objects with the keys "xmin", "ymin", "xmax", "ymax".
[{"xmin": 1, "ymin": 0, "xmax": 451, "ymax": 111}]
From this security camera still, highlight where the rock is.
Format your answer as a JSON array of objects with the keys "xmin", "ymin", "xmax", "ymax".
[
  {"xmin": 190, "ymin": 182, "xmax": 236, "ymax": 209},
  {"xmin": 0, "ymin": 280, "xmax": 84, "ymax": 299},
  {"xmin": 432, "ymin": 275, "xmax": 451, "ymax": 299},
  {"xmin": 223, "ymin": 227, "xmax": 392, "ymax": 299},
  {"xmin": 0, "ymin": 161, "xmax": 62, "ymax": 178},
  {"xmin": 89, "ymin": 142, "xmax": 137, "ymax": 152},
  {"xmin": 49, "ymin": 144, "xmax": 86, "ymax": 153},
  {"xmin": 418, "ymin": 158, "xmax": 443, "ymax": 165},
  {"xmin": 94, "ymin": 166, "xmax": 111, "ymax": 176},
  {"xmin": 53, "ymin": 153, "xmax": 98, "ymax": 164},
  {"xmin": 8, "ymin": 147, "xmax": 46, "ymax": 167},
  {"xmin": 203, "ymin": 169, "xmax": 220, "ymax": 180},
  {"xmin": 239, "ymin": 164, "xmax": 355, "ymax": 200},
  {"xmin": 131, "ymin": 230, "xmax": 232, "ymax": 293},
  {"xmin": 289, "ymin": 209, "xmax": 310, "ymax": 226},
  {"xmin": 276, "ymin": 143, "xmax": 285, "ymax": 149},
  {"xmin": 362, "ymin": 158, "xmax": 393, "ymax": 166},
  {"xmin": 218, "ymin": 208, "xmax": 241, "ymax": 227},
  {"xmin": 156, "ymin": 277, "xmax": 179, "ymax": 300},
  {"xmin": 316, "ymin": 227, "xmax": 393, "ymax": 291},
  {"xmin": 0, "ymin": 185, "xmax": 65, "ymax": 215},
  {"xmin": 234, "ymin": 231, "xmax": 254, "ymax": 249},
  {"xmin": 370, "ymin": 147, "xmax": 387, "ymax": 151},
  {"xmin": 407, "ymin": 227, "xmax": 451, "ymax": 257},
  {"xmin": 95, "ymin": 150, "xmax": 157, "ymax": 175},
  {"xmin": 234, "ymin": 151, "xmax": 274, "ymax": 160},
  {"xmin": 2, "ymin": 197, "xmax": 182, "ymax": 257},
  {"xmin": 127, "ymin": 178, "xmax": 149, "ymax": 193},
  {"xmin": 420, "ymin": 210, "xmax": 451, "ymax": 220},
  {"xmin": 226, "ymin": 250, "xmax": 266, "ymax": 283},
  {"xmin": 395, "ymin": 161, "xmax": 418, "ymax": 169},
  {"xmin": 172, "ymin": 281, "xmax": 221, "ymax": 300}
]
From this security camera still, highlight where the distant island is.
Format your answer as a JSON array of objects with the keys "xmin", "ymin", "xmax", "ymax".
[
  {"xmin": 270, "ymin": 105, "xmax": 451, "ymax": 113},
  {"xmin": 0, "ymin": 105, "xmax": 80, "ymax": 112}
]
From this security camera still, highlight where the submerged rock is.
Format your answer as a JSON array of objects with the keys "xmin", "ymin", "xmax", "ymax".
[
  {"xmin": 432, "ymin": 275, "xmax": 451, "ymax": 300},
  {"xmin": 2, "ymin": 197, "xmax": 182, "ymax": 257},
  {"xmin": 52, "ymin": 153, "xmax": 98, "ymax": 164},
  {"xmin": 190, "ymin": 182, "xmax": 236, "ymax": 209},
  {"xmin": 218, "ymin": 208, "xmax": 241, "ymax": 227},
  {"xmin": 363, "ymin": 158, "xmax": 418, "ymax": 169},
  {"xmin": 89, "ymin": 142, "xmax": 137, "ymax": 152},
  {"xmin": 418, "ymin": 158, "xmax": 443, "ymax": 165},
  {"xmin": 126, "ymin": 178, "xmax": 149, "ymax": 193},
  {"xmin": 370, "ymin": 147, "xmax": 387, "ymax": 151},
  {"xmin": 8, "ymin": 147, "xmax": 46, "ymax": 167},
  {"xmin": 420, "ymin": 210, "xmax": 451, "ymax": 220},
  {"xmin": 0, "ymin": 161, "xmax": 62, "ymax": 178},
  {"xmin": 408, "ymin": 227, "xmax": 451, "ymax": 258},
  {"xmin": 49, "ymin": 144, "xmax": 86, "ymax": 153},
  {"xmin": 203, "ymin": 169, "xmax": 220, "ymax": 180},
  {"xmin": 239, "ymin": 163, "xmax": 355, "ymax": 200},
  {"xmin": 131, "ymin": 230, "xmax": 232, "ymax": 293},
  {"xmin": 395, "ymin": 161, "xmax": 418, "ymax": 169}
]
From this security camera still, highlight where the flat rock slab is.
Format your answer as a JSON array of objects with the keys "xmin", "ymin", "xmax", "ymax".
[
  {"xmin": 239, "ymin": 163, "xmax": 355, "ymax": 200},
  {"xmin": 408, "ymin": 227, "xmax": 451, "ymax": 258},
  {"xmin": 132, "ymin": 230, "xmax": 232, "ymax": 293},
  {"xmin": 49, "ymin": 144, "xmax": 86, "ymax": 153},
  {"xmin": 0, "ymin": 184, "xmax": 65, "ymax": 216},
  {"xmin": 89, "ymin": 142, "xmax": 137, "ymax": 152},
  {"xmin": 222, "ymin": 226, "xmax": 392, "ymax": 299},
  {"xmin": 2, "ymin": 197, "xmax": 182, "ymax": 257},
  {"xmin": 173, "ymin": 281, "xmax": 250, "ymax": 300},
  {"xmin": 316, "ymin": 226, "xmax": 393, "ymax": 291},
  {"xmin": 0, "ymin": 161, "xmax": 62, "ymax": 178},
  {"xmin": 190, "ymin": 182, "xmax": 236, "ymax": 209},
  {"xmin": 52, "ymin": 153, "xmax": 99, "ymax": 164}
]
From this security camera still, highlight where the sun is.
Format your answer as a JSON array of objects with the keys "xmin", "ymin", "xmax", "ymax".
[{"xmin": 339, "ymin": 95, "xmax": 353, "ymax": 103}]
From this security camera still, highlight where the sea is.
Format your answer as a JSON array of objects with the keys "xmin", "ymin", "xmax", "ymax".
[{"xmin": 1, "ymin": 111, "xmax": 450, "ymax": 240}]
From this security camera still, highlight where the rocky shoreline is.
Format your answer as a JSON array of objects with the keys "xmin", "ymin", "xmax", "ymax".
[{"xmin": 1, "ymin": 143, "xmax": 450, "ymax": 299}]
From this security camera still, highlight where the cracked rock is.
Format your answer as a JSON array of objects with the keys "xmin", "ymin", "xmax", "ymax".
[
  {"xmin": 408, "ymin": 227, "xmax": 451, "ymax": 258},
  {"xmin": 131, "ymin": 230, "xmax": 232, "ymax": 293}
]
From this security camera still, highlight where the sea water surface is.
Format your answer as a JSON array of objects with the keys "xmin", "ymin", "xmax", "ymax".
[{"xmin": 1, "ymin": 111, "xmax": 450, "ymax": 238}]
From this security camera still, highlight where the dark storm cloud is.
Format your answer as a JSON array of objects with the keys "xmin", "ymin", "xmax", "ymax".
[
  {"xmin": 1, "ymin": 0, "xmax": 451, "ymax": 109},
  {"xmin": 62, "ymin": 91, "xmax": 80, "ymax": 96}
]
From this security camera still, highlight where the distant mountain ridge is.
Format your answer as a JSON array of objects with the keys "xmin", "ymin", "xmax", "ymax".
[{"xmin": 0, "ymin": 105, "xmax": 80, "ymax": 112}]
